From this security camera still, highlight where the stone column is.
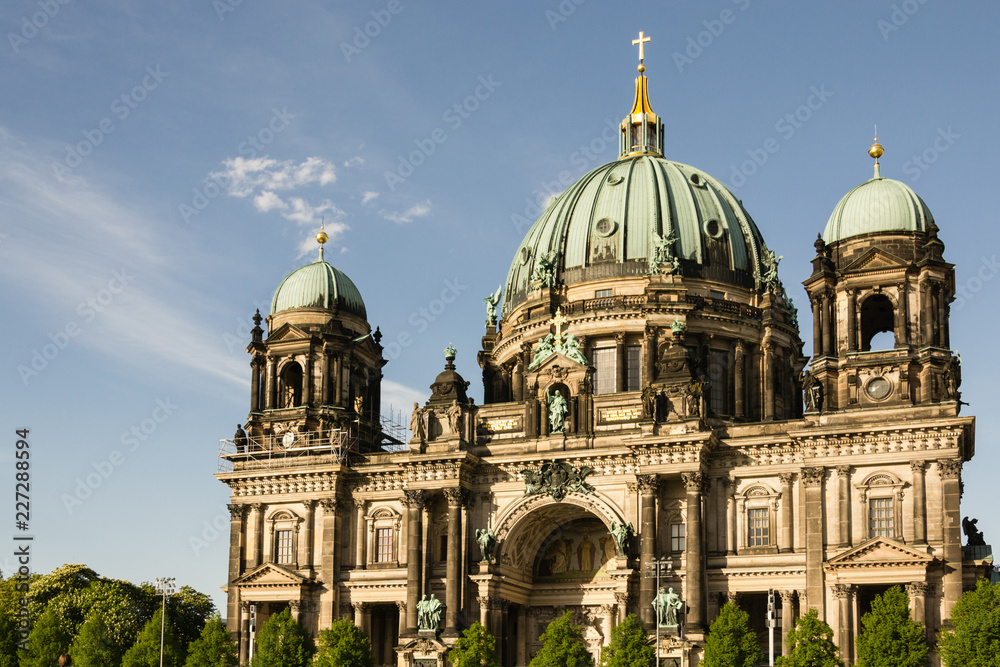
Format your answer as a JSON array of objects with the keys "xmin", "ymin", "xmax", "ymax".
[
  {"xmin": 847, "ymin": 289, "xmax": 858, "ymax": 351},
  {"xmin": 921, "ymin": 281, "xmax": 933, "ymax": 346},
  {"xmin": 763, "ymin": 342, "xmax": 775, "ymax": 420},
  {"xmin": 443, "ymin": 487, "xmax": 465, "ymax": 635},
  {"xmin": 303, "ymin": 355, "xmax": 313, "ymax": 407},
  {"xmin": 266, "ymin": 356, "xmax": 277, "ymax": 410},
  {"xmin": 299, "ymin": 500, "xmax": 316, "ymax": 573},
  {"xmin": 780, "ymin": 590, "xmax": 796, "ymax": 651},
  {"xmin": 402, "ymin": 490, "xmax": 426, "ymax": 633},
  {"xmin": 832, "ymin": 584, "xmax": 853, "ymax": 664},
  {"xmin": 333, "ymin": 353, "xmax": 343, "ymax": 406},
  {"xmin": 353, "ymin": 499, "xmax": 366, "ymax": 568},
  {"xmin": 836, "ymin": 465, "xmax": 851, "ymax": 548},
  {"xmin": 247, "ymin": 503, "xmax": 264, "ymax": 569},
  {"xmin": 936, "ymin": 283, "xmax": 947, "ymax": 347},
  {"xmin": 802, "ymin": 468, "xmax": 826, "ymax": 616},
  {"xmin": 289, "ymin": 600, "xmax": 303, "ymax": 624},
  {"xmin": 615, "ymin": 331, "xmax": 627, "ymax": 392},
  {"xmin": 734, "ymin": 341, "xmax": 746, "ymax": 419},
  {"xmin": 825, "ymin": 291, "xmax": 836, "ymax": 356},
  {"xmin": 353, "ymin": 601, "xmax": 365, "ymax": 631},
  {"xmin": 644, "ymin": 326, "xmax": 657, "ymax": 388},
  {"xmin": 250, "ymin": 357, "xmax": 262, "ymax": 412},
  {"xmin": 682, "ymin": 471, "xmax": 706, "ymax": 633},
  {"xmin": 906, "ymin": 582, "xmax": 932, "ymax": 643},
  {"xmin": 897, "ymin": 282, "xmax": 910, "ymax": 345},
  {"xmin": 601, "ymin": 604, "xmax": 614, "ymax": 647},
  {"xmin": 637, "ymin": 475, "xmax": 659, "ymax": 627},
  {"xmin": 396, "ymin": 600, "xmax": 407, "ymax": 638},
  {"xmin": 477, "ymin": 596, "xmax": 490, "ymax": 628},
  {"xmin": 318, "ymin": 497, "xmax": 339, "ymax": 629},
  {"xmin": 821, "ymin": 294, "xmax": 832, "ymax": 357},
  {"xmin": 517, "ymin": 606, "xmax": 528, "ymax": 667},
  {"xmin": 226, "ymin": 505, "xmax": 247, "ymax": 633},
  {"xmin": 911, "ymin": 461, "xmax": 927, "ymax": 544},
  {"xmin": 726, "ymin": 478, "xmax": 737, "ymax": 555},
  {"xmin": 811, "ymin": 296, "xmax": 823, "ymax": 358},
  {"xmin": 938, "ymin": 459, "xmax": 963, "ymax": 617},
  {"xmin": 779, "ymin": 473, "xmax": 794, "ymax": 553},
  {"xmin": 239, "ymin": 602, "xmax": 251, "ymax": 665}
]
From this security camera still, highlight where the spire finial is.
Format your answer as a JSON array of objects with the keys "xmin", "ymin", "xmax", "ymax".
[
  {"xmin": 316, "ymin": 219, "xmax": 329, "ymax": 260},
  {"xmin": 632, "ymin": 31, "xmax": 651, "ymax": 72},
  {"xmin": 869, "ymin": 125, "xmax": 884, "ymax": 179}
]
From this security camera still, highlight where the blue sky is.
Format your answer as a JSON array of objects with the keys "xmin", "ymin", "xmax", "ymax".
[{"xmin": 2, "ymin": 1, "xmax": 998, "ymax": 611}]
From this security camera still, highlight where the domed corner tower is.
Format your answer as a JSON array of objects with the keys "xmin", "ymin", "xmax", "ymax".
[
  {"xmin": 245, "ymin": 230, "xmax": 387, "ymax": 453},
  {"xmin": 802, "ymin": 138, "xmax": 961, "ymax": 415},
  {"xmin": 479, "ymin": 59, "xmax": 805, "ymax": 432}
]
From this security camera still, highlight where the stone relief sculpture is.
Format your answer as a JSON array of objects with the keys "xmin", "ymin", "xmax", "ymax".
[{"xmin": 522, "ymin": 461, "xmax": 595, "ymax": 502}]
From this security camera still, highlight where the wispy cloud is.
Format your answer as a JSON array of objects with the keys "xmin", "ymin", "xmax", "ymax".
[
  {"xmin": 361, "ymin": 191, "xmax": 379, "ymax": 205},
  {"xmin": 211, "ymin": 156, "xmax": 336, "ymax": 197},
  {"xmin": 343, "ymin": 156, "xmax": 365, "ymax": 168},
  {"xmin": 381, "ymin": 199, "xmax": 431, "ymax": 224}
]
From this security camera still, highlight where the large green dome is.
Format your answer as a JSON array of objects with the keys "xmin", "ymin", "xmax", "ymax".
[
  {"xmin": 504, "ymin": 154, "xmax": 773, "ymax": 313},
  {"xmin": 270, "ymin": 258, "xmax": 367, "ymax": 319},
  {"xmin": 823, "ymin": 175, "xmax": 933, "ymax": 243}
]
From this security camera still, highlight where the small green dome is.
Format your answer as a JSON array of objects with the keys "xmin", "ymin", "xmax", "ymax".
[
  {"xmin": 823, "ymin": 176, "xmax": 933, "ymax": 243},
  {"xmin": 504, "ymin": 155, "xmax": 772, "ymax": 313},
  {"xmin": 270, "ymin": 259, "xmax": 367, "ymax": 319}
]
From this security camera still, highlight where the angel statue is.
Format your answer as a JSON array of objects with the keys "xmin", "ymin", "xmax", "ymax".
[{"xmin": 484, "ymin": 285, "xmax": 502, "ymax": 327}]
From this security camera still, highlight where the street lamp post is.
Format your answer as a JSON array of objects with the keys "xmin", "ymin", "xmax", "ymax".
[
  {"xmin": 155, "ymin": 577, "xmax": 176, "ymax": 667},
  {"xmin": 647, "ymin": 556, "xmax": 673, "ymax": 667}
]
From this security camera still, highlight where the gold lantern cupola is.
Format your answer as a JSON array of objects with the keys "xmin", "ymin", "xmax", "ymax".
[{"xmin": 620, "ymin": 31, "xmax": 664, "ymax": 159}]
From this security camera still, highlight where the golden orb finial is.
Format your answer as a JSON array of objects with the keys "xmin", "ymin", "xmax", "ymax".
[
  {"xmin": 638, "ymin": 63, "xmax": 645, "ymax": 73},
  {"xmin": 869, "ymin": 126, "xmax": 884, "ymax": 178},
  {"xmin": 316, "ymin": 221, "xmax": 328, "ymax": 260}
]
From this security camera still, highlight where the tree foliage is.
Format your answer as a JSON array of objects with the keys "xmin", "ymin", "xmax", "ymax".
[
  {"xmin": 249, "ymin": 607, "xmax": 314, "ymax": 667},
  {"xmin": 121, "ymin": 609, "xmax": 185, "ymax": 667},
  {"xmin": 529, "ymin": 611, "xmax": 594, "ymax": 667},
  {"xmin": 20, "ymin": 606, "xmax": 72, "ymax": 667},
  {"xmin": 856, "ymin": 586, "xmax": 928, "ymax": 667},
  {"xmin": 702, "ymin": 601, "xmax": 761, "ymax": 667},
  {"xmin": 776, "ymin": 608, "xmax": 844, "ymax": 667},
  {"xmin": 184, "ymin": 616, "xmax": 238, "ymax": 667},
  {"xmin": 314, "ymin": 618, "xmax": 375, "ymax": 667},
  {"xmin": 599, "ymin": 614, "xmax": 653, "ymax": 667},
  {"xmin": 0, "ymin": 573, "xmax": 23, "ymax": 667},
  {"xmin": 939, "ymin": 578, "xmax": 1000, "ymax": 667},
  {"xmin": 448, "ymin": 621, "xmax": 501, "ymax": 667},
  {"xmin": 69, "ymin": 612, "xmax": 124, "ymax": 667}
]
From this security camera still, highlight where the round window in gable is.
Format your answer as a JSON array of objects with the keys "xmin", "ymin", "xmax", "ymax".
[
  {"xmin": 865, "ymin": 376, "xmax": 893, "ymax": 401},
  {"xmin": 703, "ymin": 218, "xmax": 723, "ymax": 239},
  {"xmin": 595, "ymin": 218, "xmax": 618, "ymax": 238}
]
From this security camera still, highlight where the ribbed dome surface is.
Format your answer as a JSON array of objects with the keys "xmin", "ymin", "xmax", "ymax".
[
  {"xmin": 270, "ymin": 259, "xmax": 367, "ymax": 318},
  {"xmin": 504, "ymin": 155, "xmax": 771, "ymax": 313},
  {"xmin": 823, "ymin": 176, "xmax": 933, "ymax": 243}
]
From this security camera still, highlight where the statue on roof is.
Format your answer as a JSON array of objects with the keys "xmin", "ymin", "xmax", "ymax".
[
  {"xmin": 529, "ymin": 334, "xmax": 557, "ymax": 370},
  {"xmin": 559, "ymin": 333, "xmax": 589, "ymax": 366},
  {"xmin": 532, "ymin": 250, "xmax": 559, "ymax": 288},
  {"xmin": 649, "ymin": 228, "xmax": 679, "ymax": 275},
  {"xmin": 484, "ymin": 285, "xmax": 502, "ymax": 327},
  {"xmin": 761, "ymin": 246, "xmax": 783, "ymax": 292}
]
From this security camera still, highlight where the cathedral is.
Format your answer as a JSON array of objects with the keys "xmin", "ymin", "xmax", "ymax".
[{"xmin": 215, "ymin": 37, "xmax": 982, "ymax": 667}]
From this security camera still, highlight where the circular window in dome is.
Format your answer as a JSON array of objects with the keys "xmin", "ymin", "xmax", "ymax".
[
  {"xmin": 689, "ymin": 172, "xmax": 706, "ymax": 187},
  {"xmin": 606, "ymin": 173, "xmax": 624, "ymax": 186},
  {"xmin": 865, "ymin": 376, "xmax": 893, "ymax": 401},
  {"xmin": 520, "ymin": 247, "xmax": 532, "ymax": 265},
  {"xmin": 703, "ymin": 219, "xmax": 724, "ymax": 239},
  {"xmin": 595, "ymin": 218, "xmax": 618, "ymax": 238}
]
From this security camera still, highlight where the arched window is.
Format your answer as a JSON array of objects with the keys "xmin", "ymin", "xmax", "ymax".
[
  {"xmin": 279, "ymin": 362, "xmax": 303, "ymax": 408},
  {"xmin": 859, "ymin": 294, "xmax": 895, "ymax": 351},
  {"xmin": 856, "ymin": 471, "xmax": 906, "ymax": 540},
  {"xmin": 267, "ymin": 509, "xmax": 302, "ymax": 567}
]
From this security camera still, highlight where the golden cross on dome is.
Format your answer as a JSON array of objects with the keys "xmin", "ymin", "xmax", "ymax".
[
  {"xmin": 549, "ymin": 308, "xmax": 568, "ymax": 343},
  {"xmin": 632, "ymin": 31, "xmax": 651, "ymax": 63}
]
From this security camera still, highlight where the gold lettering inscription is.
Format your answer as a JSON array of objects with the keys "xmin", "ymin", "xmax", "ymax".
[
  {"xmin": 482, "ymin": 417, "xmax": 521, "ymax": 432},
  {"xmin": 600, "ymin": 407, "xmax": 642, "ymax": 423}
]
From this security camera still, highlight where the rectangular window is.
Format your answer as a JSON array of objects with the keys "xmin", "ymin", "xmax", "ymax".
[
  {"xmin": 869, "ymin": 498, "xmax": 894, "ymax": 538},
  {"xmin": 275, "ymin": 529, "xmax": 293, "ymax": 564},
  {"xmin": 594, "ymin": 347, "xmax": 616, "ymax": 394},
  {"xmin": 595, "ymin": 288, "xmax": 613, "ymax": 298},
  {"xmin": 748, "ymin": 508, "xmax": 769, "ymax": 547},
  {"xmin": 626, "ymin": 346, "xmax": 643, "ymax": 392},
  {"xmin": 670, "ymin": 523, "xmax": 686, "ymax": 552},
  {"xmin": 709, "ymin": 349, "xmax": 729, "ymax": 416},
  {"xmin": 376, "ymin": 528, "xmax": 394, "ymax": 563}
]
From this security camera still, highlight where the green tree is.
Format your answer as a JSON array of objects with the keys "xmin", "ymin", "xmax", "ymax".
[
  {"xmin": 184, "ymin": 616, "xmax": 238, "ymax": 667},
  {"xmin": 776, "ymin": 608, "xmax": 844, "ymax": 667},
  {"xmin": 856, "ymin": 586, "xmax": 928, "ymax": 667},
  {"xmin": 167, "ymin": 585, "xmax": 216, "ymax": 649},
  {"xmin": 121, "ymin": 609, "xmax": 185, "ymax": 667},
  {"xmin": 939, "ymin": 578, "xmax": 1000, "ymax": 667},
  {"xmin": 702, "ymin": 601, "xmax": 761, "ymax": 667},
  {"xmin": 20, "ymin": 606, "xmax": 72, "ymax": 667},
  {"xmin": 249, "ymin": 607, "xmax": 314, "ymax": 667},
  {"xmin": 314, "ymin": 618, "xmax": 375, "ymax": 667},
  {"xmin": 69, "ymin": 612, "xmax": 123, "ymax": 667},
  {"xmin": 599, "ymin": 614, "xmax": 653, "ymax": 667},
  {"xmin": 529, "ymin": 611, "xmax": 594, "ymax": 667},
  {"xmin": 0, "ymin": 573, "xmax": 24, "ymax": 667},
  {"xmin": 448, "ymin": 622, "xmax": 501, "ymax": 667}
]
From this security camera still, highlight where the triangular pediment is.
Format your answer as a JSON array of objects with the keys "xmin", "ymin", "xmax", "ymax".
[
  {"xmin": 265, "ymin": 322, "xmax": 310, "ymax": 343},
  {"xmin": 232, "ymin": 562, "xmax": 312, "ymax": 587},
  {"xmin": 529, "ymin": 350, "xmax": 585, "ymax": 372},
  {"xmin": 826, "ymin": 537, "xmax": 934, "ymax": 570},
  {"xmin": 842, "ymin": 247, "xmax": 908, "ymax": 274}
]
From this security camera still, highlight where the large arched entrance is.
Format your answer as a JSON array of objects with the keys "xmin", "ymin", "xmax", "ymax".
[{"xmin": 479, "ymin": 493, "xmax": 634, "ymax": 666}]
